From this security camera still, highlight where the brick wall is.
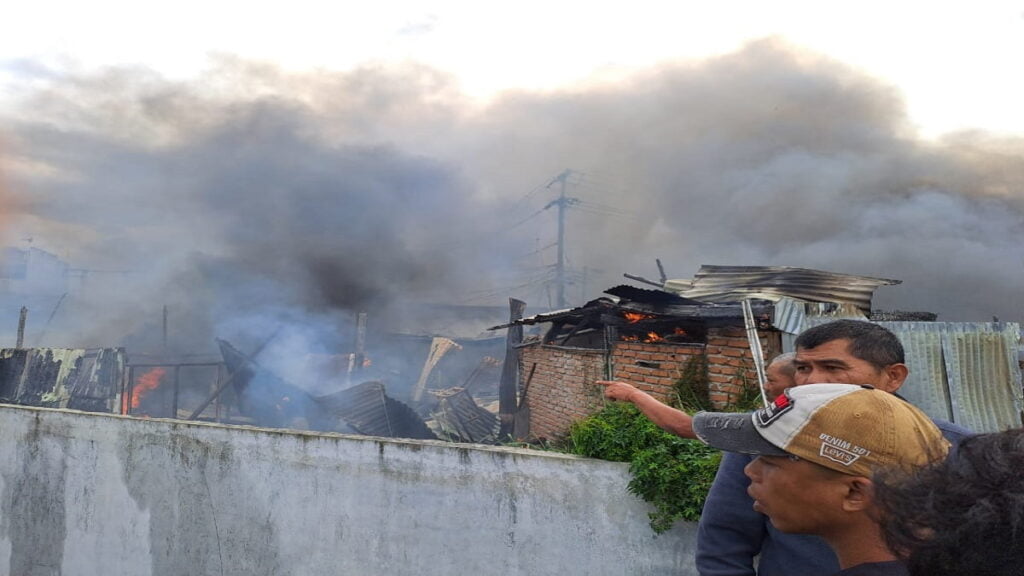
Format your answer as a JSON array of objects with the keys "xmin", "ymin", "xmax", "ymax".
[
  {"xmin": 520, "ymin": 345, "xmax": 608, "ymax": 443},
  {"xmin": 519, "ymin": 325, "xmax": 782, "ymax": 443},
  {"xmin": 610, "ymin": 342, "xmax": 705, "ymax": 403},
  {"xmin": 704, "ymin": 326, "xmax": 780, "ymax": 408}
]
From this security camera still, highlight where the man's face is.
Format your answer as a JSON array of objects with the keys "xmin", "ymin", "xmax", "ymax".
[
  {"xmin": 793, "ymin": 338, "xmax": 901, "ymax": 392},
  {"xmin": 743, "ymin": 455, "xmax": 849, "ymax": 535},
  {"xmin": 764, "ymin": 362, "xmax": 795, "ymax": 398}
]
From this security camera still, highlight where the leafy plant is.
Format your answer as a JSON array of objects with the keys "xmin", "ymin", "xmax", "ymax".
[
  {"xmin": 567, "ymin": 401, "xmax": 666, "ymax": 462},
  {"xmin": 629, "ymin": 439, "xmax": 721, "ymax": 533},
  {"xmin": 669, "ymin": 354, "xmax": 711, "ymax": 411},
  {"xmin": 566, "ymin": 353, "xmax": 765, "ymax": 533},
  {"xmin": 568, "ymin": 401, "xmax": 721, "ymax": 533},
  {"xmin": 731, "ymin": 371, "xmax": 768, "ymax": 412}
]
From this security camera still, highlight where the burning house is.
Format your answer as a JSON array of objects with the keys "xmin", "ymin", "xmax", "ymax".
[
  {"xmin": 497, "ymin": 265, "xmax": 1023, "ymax": 442},
  {"xmin": 0, "ymin": 301, "xmax": 511, "ymax": 445},
  {"xmin": 2, "ymin": 263, "xmax": 1019, "ymax": 446}
]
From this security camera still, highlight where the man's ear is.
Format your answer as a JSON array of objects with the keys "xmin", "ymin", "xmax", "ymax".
[
  {"xmin": 841, "ymin": 477, "xmax": 875, "ymax": 513},
  {"xmin": 880, "ymin": 363, "xmax": 909, "ymax": 392}
]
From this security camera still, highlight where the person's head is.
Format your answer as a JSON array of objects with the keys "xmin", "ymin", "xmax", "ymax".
[
  {"xmin": 793, "ymin": 320, "xmax": 909, "ymax": 392},
  {"xmin": 693, "ymin": 384, "xmax": 949, "ymax": 539},
  {"xmin": 764, "ymin": 352, "xmax": 796, "ymax": 398},
  {"xmin": 874, "ymin": 428, "xmax": 1024, "ymax": 576}
]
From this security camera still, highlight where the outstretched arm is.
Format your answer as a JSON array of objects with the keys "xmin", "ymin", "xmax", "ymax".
[{"xmin": 594, "ymin": 380, "xmax": 696, "ymax": 439}]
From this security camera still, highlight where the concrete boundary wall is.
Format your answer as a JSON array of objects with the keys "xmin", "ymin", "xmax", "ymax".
[{"xmin": 0, "ymin": 404, "xmax": 698, "ymax": 576}]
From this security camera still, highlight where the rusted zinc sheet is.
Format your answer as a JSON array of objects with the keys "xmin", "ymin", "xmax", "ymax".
[
  {"xmin": 664, "ymin": 265, "xmax": 900, "ymax": 314},
  {"xmin": 0, "ymin": 347, "xmax": 126, "ymax": 413},
  {"xmin": 430, "ymin": 387, "xmax": 499, "ymax": 443}
]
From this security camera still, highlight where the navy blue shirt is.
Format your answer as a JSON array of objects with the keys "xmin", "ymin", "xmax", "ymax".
[
  {"xmin": 695, "ymin": 418, "xmax": 972, "ymax": 576},
  {"xmin": 833, "ymin": 560, "xmax": 908, "ymax": 575}
]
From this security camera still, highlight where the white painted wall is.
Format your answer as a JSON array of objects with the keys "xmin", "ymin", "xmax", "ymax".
[{"xmin": 0, "ymin": 404, "xmax": 698, "ymax": 576}]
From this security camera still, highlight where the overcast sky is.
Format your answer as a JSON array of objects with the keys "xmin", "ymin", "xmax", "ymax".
[{"xmin": 2, "ymin": 1, "xmax": 1023, "ymax": 138}]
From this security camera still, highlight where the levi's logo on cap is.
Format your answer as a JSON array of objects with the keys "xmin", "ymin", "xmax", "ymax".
[
  {"xmin": 755, "ymin": 391, "xmax": 794, "ymax": 427},
  {"xmin": 818, "ymin": 433, "xmax": 870, "ymax": 467}
]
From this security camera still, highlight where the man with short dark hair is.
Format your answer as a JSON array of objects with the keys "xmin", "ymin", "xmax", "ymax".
[
  {"xmin": 695, "ymin": 319, "xmax": 971, "ymax": 576},
  {"xmin": 693, "ymin": 384, "xmax": 950, "ymax": 575}
]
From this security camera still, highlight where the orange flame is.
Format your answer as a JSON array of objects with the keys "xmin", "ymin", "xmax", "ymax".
[
  {"xmin": 621, "ymin": 326, "xmax": 686, "ymax": 344},
  {"xmin": 623, "ymin": 312, "xmax": 653, "ymax": 324},
  {"xmin": 124, "ymin": 367, "xmax": 166, "ymax": 414}
]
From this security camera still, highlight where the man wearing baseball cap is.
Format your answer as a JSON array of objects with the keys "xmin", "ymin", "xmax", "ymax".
[
  {"xmin": 693, "ymin": 383, "xmax": 950, "ymax": 576},
  {"xmin": 696, "ymin": 320, "xmax": 972, "ymax": 576}
]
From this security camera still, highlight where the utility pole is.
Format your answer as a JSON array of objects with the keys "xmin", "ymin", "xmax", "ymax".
[
  {"xmin": 16, "ymin": 307, "xmax": 27, "ymax": 349},
  {"xmin": 545, "ymin": 170, "xmax": 579, "ymax": 309}
]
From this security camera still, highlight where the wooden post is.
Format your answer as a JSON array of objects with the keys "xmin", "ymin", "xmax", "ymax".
[
  {"xmin": 498, "ymin": 298, "xmax": 526, "ymax": 438},
  {"xmin": 16, "ymin": 306, "xmax": 27, "ymax": 349},
  {"xmin": 126, "ymin": 366, "xmax": 135, "ymax": 415},
  {"xmin": 171, "ymin": 365, "xmax": 181, "ymax": 418},
  {"xmin": 214, "ymin": 363, "xmax": 224, "ymax": 422},
  {"xmin": 603, "ymin": 325, "xmax": 617, "ymax": 380},
  {"xmin": 354, "ymin": 312, "xmax": 367, "ymax": 375}
]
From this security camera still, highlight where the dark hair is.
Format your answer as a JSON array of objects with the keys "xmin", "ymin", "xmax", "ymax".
[
  {"xmin": 874, "ymin": 428, "xmax": 1024, "ymax": 576},
  {"xmin": 794, "ymin": 319, "xmax": 904, "ymax": 368}
]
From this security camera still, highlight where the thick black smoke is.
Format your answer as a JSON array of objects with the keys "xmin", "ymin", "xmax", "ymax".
[{"xmin": 1, "ymin": 39, "xmax": 1023, "ymax": 361}]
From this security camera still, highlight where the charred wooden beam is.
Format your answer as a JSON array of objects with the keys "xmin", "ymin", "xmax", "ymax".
[
  {"xmin": 498, "ymin": 298, "xmax": 526, "ymax": 438},
  {"xmin": 557, "ymin": 316, "xmax": 591, "ymax": 346}
]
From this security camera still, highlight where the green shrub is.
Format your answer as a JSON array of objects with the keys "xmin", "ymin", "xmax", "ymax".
[
  {"xmin": 568, "ymin": 401, "xmax": 667, "ymax": 462},
  {"xmin": 568, "ymin": 402, "xmax": 721, "ymax": 533},
  {"xmin": 566, "ymin": 353, "xmax": 768, "ymax": 533},
  {"xmin": 670, "ymin": 354, "xmax": 711, "ymax": 411}
]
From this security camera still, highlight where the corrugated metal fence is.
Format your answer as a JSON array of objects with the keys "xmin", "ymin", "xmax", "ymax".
[
  {"xmin": 790, "ymin": 317, "xmax": 1023, "ymax": 433},
  {"xmin": 875, "ymin": 322, "xmax": 1023, "ymax": 433}
]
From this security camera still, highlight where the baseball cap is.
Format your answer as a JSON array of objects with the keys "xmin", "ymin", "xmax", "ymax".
[{"xmin": 692, "ymin": 383, "xmax": 950, "ymax": 477}]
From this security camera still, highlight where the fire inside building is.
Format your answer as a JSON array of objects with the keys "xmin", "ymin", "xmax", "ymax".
[{"xmin": 0, "ymin": 265, "xmax": 1020, "ymax": 444}]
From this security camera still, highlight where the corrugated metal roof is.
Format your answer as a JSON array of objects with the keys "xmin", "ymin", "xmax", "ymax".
[
  {"xmin": 771, "ymin": 298, "xmax": 869, "ymax": 336},
  {"xmin": 316, "ymin": 381, "xmax": 437, "ymax": 440},
  {"xmin": 218, "ymin": 339, "xmax": 436, "ymax": 438},
  {"xmin": 218, "ymin": 338, "xmax": 322, "ymax": 428},
  {"xmin": 430, "ymin": 387, "xmax": 499, "ymax": 443},
  {"xmin": 490, "ymin": 297, "xmax": 774, "ymax": 332},
  {"xmin": 665, "ymin": 265, "xmax": 900, "ymax": 314},
  {"xmin": 0, "ymin": 347, "xmax": 126, "ymax": 413}
]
